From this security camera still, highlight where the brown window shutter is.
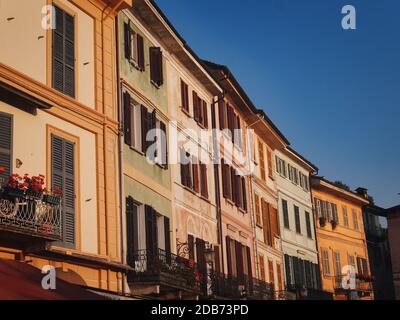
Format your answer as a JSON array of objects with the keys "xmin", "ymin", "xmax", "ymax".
[
  {"xmin": 137, "ymin": 34, "xmax": 145, "ymax": 71},
  {"xmin": 227, "ymin": 105, "xmax": 235, "ymax": 141},
  {"xmin": 267, "ymin": 148, "xmax": 273, "ymax": 178},
  {"xmin": 218, "ymin": 100, "xmax": 226, "ymax": 129},
  {"xmin": 196, "ymin": 238, "xmax": 206, "ymax": 272},
  {"xmin": 193, "ymin": 91, "xmax": 199, "ymax": 122},
  {"xmin": 226, "ymin": 236, "xmax": 232, "ymax": 276},
  {"xmin": 192, "ymin": 159, "xmax": 200, "ymax": 193},
  {"xmin": 246, "ymin": 246, "xmax": 253, "ymax": 278},
  {"xmin": 214, "ymin": 245, "xmax": 221, "ymax": 275},
  {"xmin": 258, "ymin": 140, "xmax": 266, "ymax": 181},
  {"xmin": 181, "ymin": 80, "xmax": 188, "ymax": 112},
  {"xmin": 241, "ymin": 177, "xmax": 247, "ymax": 211},
  {"xmin": 164, "ymin": 217, "xmax": 171, "ymax": 254},
  {"xmin": 141, "ymin": 105, "xmax": 148, "ymax": 153},
  {"xmin": 188, "ymin": 234, "xmax": 195, "ymax": 260},
  {"xmin": 221, "ymin": 159, "xmax": 229, "ymax": 199},
  {"xmin": 202, "ymin": 100, "xmax": 208, "ymax": 128},
  {"xmin": 267, "ymin": 204, "xmax": 274, "ymax": 246},
  {"xmin": 200, "ymin": 163, "xmax": 208, "ymax": 199},
  {"xmin": 231, "ymin": 167, "xmax": 237, "ymax": 204},
  {"xmin": 262, "ymin": 200, "xmax": 271, "ymax": 246},
  {"xmin": 124, "ymin": 22, "xmax": 131, "ymax": 60},
  {"xmin": 236, "ymin": 174, "xmax": 243, "ymax": 208},
  {"xmin": 180, "ymin": 149, "xmax": 186, "ymax": 186},
  {"xmin": 235, "ymin": 241, "xmax": 244, "ymax": 282},
  {"xmin": 274, "ymin": 206, "xmax": 281, "ymax": 237},
  {"xmin": 123, "ymin": 92, "xmax": 132, "ymax": 147},
  {"xmin": 150, "ymin": 47, "xmax": 163, "ymax": 86},
  {"xmin": 255, "ymin": 193, "xmax": 261, "ymax": 225}
]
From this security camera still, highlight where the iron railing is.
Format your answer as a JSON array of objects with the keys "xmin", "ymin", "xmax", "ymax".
[
  {"xmin": 333, "ymin": 276, "xmax": 373, "ymax": 293},
  {"xmin": 128, "ymin": 249, "xmax": 202, "ymax": 292},
  {"xmin": 0, "ymin": 192, "xmax": 62, "ymax": 240}
]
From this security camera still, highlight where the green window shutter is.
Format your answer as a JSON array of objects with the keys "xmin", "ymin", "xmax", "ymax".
[{"xmin": 0, "ymin": 113, "xmax": 12, "ymax": 183}]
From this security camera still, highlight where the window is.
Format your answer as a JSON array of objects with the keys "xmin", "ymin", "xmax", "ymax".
[
  {"xmin": 299, "ymin": 172, "xmax": 310, "ymax": 191},
  {"xmin": 218, "ymin": 101, "xmax": 241, "ymax": 148},
  {"xmin": 262, "ymin": 201, "xmax": 280, "ymax": 247},
  {"xmin": 193, "ymin": 91, "xmax": 208, "ymax": 128},
  {"xmin": 267, "ymin": 148, "xmax": 273, "ymax": 179},
  {"xmin": 255, "ymin": 193, "xmax": 262, "ymax": 226},
  {"xmin": 221, "ymin": 159, "xmax": 247, "ymax": 211},
  {"xmin": 180, "ymin": 80, "xmax": 189, "ymax": 113},
  {"xmin": 52, "ymin": 5, "xmax": 75, "ymax": 98},
  {"xmin": 259, "ymin": 255, "xmax": 266, "ymax": 281},
  {"xmin": 180, "ymin": 151, "xmax": 208, "ymax": 199},
  {"xmin": 282, "ymin": 199, "xmax": 290, "ymax": 229},
  {"xmin": 342, "ymin": 206, "xmax": 349, "ymax": 227},
  {"xmin": 348, "ymin": 254, "xmax": 356, "ymax": 269},
  {"xmin": 288, "ymin": 164, "xmax": 299, "ymax": 184},
  {"xmin": 258, "ymin": 140, "xmax": 266, "ymax": 181},
  {"xmin": 294, "ymin": 206, "xmax": 301, "ymax": 234},
  {"xmin": 333, "ymin": 252, "xmax": 341, "ymax": 276},
  {"xmin": 123, "ymin": 92, "xmax": 168, "ymax": 168},
  {"xmin": 315, "ymin": 198, "xmax": 322, "ymax": 218},
  {"xmin": 352, "ymin": 209, "xmax": 359, "ymax": 230},
  {"xmin": 0, "ymin": 112, "xmax": 12, "ymax": 183},
  {"xmin": 124, "ymin": 22, "xmax": 145, "ymax": 71},
  {"xmin": 149, "ymin": 47, "xmax": 163, "ymax": 87},
  {"xmin": 268, "ymin": 260, "xmax": 275, "ymax": 289},
  {"xmin": 321, "ymin": 249, "xmax": 331, "ymax": 276},
  {"xmin": 327, "ymin": 202, "xmax": 333, "ymax": 221},
  {"xmin": 275, "ymin": 156, "xmax": 287, "ymax": 177},
  {"xmin": 51, "ymin": 134, "xmax": 76, "ymax": 249},
  {"xmin": 305, "ymin": 211, "xmax": 312, "ymax": 238},
  {"xmin": 332, "ymin": 203, "xmax": 339, "ymax": 224},
  {"xmin": 357, "ymin": 257, "xmax": 369, "ymax": 275}
]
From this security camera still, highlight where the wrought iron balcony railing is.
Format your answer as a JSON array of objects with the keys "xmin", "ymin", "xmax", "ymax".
[
  {"xmin": 333, "ymin": 275, "xmax": 373, "ymax": 293},
  {"xmin": 128, "ymin": 249, "xmax": 202, "ymax": 293},
  {"xmin": 0, "ymin": 192, "xmax": 62, "ymax": 240},
  {"xmin": 210, "ymin": 273, "xmax": 273, "ymax": 300}
]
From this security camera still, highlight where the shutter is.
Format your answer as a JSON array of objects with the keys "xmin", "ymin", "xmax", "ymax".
[
  {"xmin": 123, "ymin": 92, "xmax": 132, "ymax": 146},
  {"xmin": 180, "ymin": 149, "xmax": 187, "ymax": 187},
  {"xmin": 193, "ymin": 91, "xmax": 199, "ymax": 122},
  {"xmin": 150, "ymin": 47, "xmax": 163, "ymax": 86},
  {"xmin": 221, "ymin": 159, "xmax": 229, "ymax": 199},
  {"xmin": 246, "ymin": 246, "xmax": 253, "ymax": 278},
  {"xmin": 164, "ymin": 217, "xmax": 171, "ymax": 254},
  {"xmin": 145, "ymin": 205, "xmax": 158, "ymax": 255},
  {"xmin": 235, "ymin": 241, "xmax": 244, "ymax": 282},
  {"xmin": 262, "ymin": 200, "xmax": 272, "ymax": 246},
  {"xmin": 200, "ymin": 163, "xmax": 208, "ymax": 199},
  {"xmin": 64, "ymin": 12, "xmax": 75, "ymax": 98},
  {"xmin": 273, "ymin": 206, "xmax": 280, "ymax": 237},
  {"xmin": 218, "ymin": 100, "xmax": 226, "ymax": 129},
  {"xmin": 227, "ymin": 105, "xmax": 234, "ymax": 141},
  {"xmin": 124, "ymin": 22, "xmax": 131, "ymax": 60},
  {"xmin": 188, "ymin": 234, "xmax": 195, "ymax": 260},
  {"xmin": 52, "ymin": 135, "xmax": 75, "ymax": 248},
  {"xmin": 52, "ymin": 6, "xmax": 64, "ymax": 94},
  {"xmin": 241, "ymin": 177, "xmax": 247, "ymax": 211},
  {"xmin": 181, "ymin": 80, "xmax": 187, "ymax": 111},
  {"xmin": 284, "ymin": 255, "xmax": 292, "ymax": 288},
  {"xmin": 214, "ymin": 245, "xmax": 221, "ymax": 275},
  {"xmin": 196, "ymin": 238, "xmax": 206, "ymax": 272},
  {"xmin": 0, "ymin": 113, "xmax": 12, "ymax": 182},
  {"xmin": 192, "ymin": 159, "xmax": 200, "ymax": 193},
  {"xmin": 160, "ymin": 121, "xmax": 168, "ymax": 169},
  {"xmin": 202, "ymin": 100, "xmax": 208, "ymax": 128},
  {"xmin": 267, "ymin": 149, "xmax": 273, "ymax": 178},
  {"xmin": 226, "ymin": 236, "xmax": 232, "ymax": 276},
  {"xmin": 137, "ymin": 34, "xmax": 145, "ymax": 71},
  {"xmin": 140, "ymin": 105, "xmax": 148, "ymax": 153},
  {"xmin": 126, "ymin": 197, "xmax": 138, "ymax": 266},
  {"xmin": 231, "ymin": 168, "xmax": 237, "ymax": 205}
]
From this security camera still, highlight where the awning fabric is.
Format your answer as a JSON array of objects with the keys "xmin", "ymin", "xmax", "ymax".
[{"xmin": 0, "ymin": 258, "xmax": 106, "ymax": 300}]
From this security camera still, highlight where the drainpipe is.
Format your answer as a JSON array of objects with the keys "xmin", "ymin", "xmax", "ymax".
[
  {"xmin": 114, "ymin": 13, "xmax": 127, "ymax": 296},
  {"xmin": 211, "ymin": 94, "xmax": 225, "ymax": 276}
]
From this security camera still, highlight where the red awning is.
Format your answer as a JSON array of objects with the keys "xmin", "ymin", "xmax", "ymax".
[{"xmin": 0, "ymin": 258, "xmax": 106, "ymax": 300}]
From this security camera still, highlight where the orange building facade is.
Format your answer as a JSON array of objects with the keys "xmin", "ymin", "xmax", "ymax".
[{"xmin": 311, "ymin": 177, "xmax": 373, "ymax": 300}]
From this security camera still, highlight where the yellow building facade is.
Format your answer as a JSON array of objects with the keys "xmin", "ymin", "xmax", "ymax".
[{"xmin": 311, "ymin": 177, "xmax": 373, "ymax": 300}]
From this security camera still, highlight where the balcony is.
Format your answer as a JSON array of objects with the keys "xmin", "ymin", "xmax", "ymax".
[
  {"xmin": 333, "ymin": 275, "xmax": 373, "ymax": 298},
  {"xmin": 210, "ymin": 273, "xmax": 273, "ymax": 300},
  {"xmin": 0, "ymin": 189, "xmax": 62, "ymax": 242},
  {"xmin": 127, "ymin": 249, "xmax": 202, "ymax": 298}
]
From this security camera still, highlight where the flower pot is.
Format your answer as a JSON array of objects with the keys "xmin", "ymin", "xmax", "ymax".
[
  {"xmin": 4, "ymin": 188, "xmax": 25, "ymax": 199},
  {"xmin": 26, "ymin": 190, "xmax": 43, "ymax": 200}
]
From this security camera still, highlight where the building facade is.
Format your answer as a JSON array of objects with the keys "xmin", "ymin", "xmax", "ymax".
[
  {"xmin": 311, "ymin": 177, "xmax": 373, "ymax": 300},
  {"xmin": 275, "ymin": 148, "xmax": 325, "ymax": 299},
  {"xmin": 386, "ymin": 205, "xmax": 400, "ymax": 300},
  {"xmin": 0, "ymin": 0, "xmax": 131, "ymax": 297}
]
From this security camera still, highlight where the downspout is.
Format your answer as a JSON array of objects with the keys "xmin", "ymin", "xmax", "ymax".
[
  {"xmin": 211, "ymin": 94, "xmax": 225, "ymax": 276},
  {"xmin": 114, "ymin": 12, "xmax": 127, "ymax": 296}
]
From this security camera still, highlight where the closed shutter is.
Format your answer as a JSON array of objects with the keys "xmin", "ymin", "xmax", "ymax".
[
  {"xmin": 235, "ymin": 241, "xmax": 244, "ymax": 282},
  {"xmin": 141, "ymin": 105, "xmax": 148, "ymax": 153},
  {"xmin": 160, "ymin": 121, "xmax": 168, "ymax": 169},
  {"xmin": 196, "ymin": 238, "xmax": 206, "ymax": 273},
  {"xmin": 261, "ymin": 200, "xmax": 269, "ymax": 246},
  {"xmin": 181, "ymin": 80, "xmax": 189, "ymax": 112},
  {"xmin": 202, "ymin": 100, "xmax": 208, "ymax": 128},
  {"xmin": 124, "ymin": 22, "xmax": 131, "ymax": 60},
  {"xmin": 226, "ymin": 236, "xmax": 232, "ymax": 276},
  {"xmin": 214, "ymin": 245, "xmax": 221, "ymax": 274},
  {"xmin": 246, "ymin": 246, "xmax": 253, "ymax": 278},
  {"xmin": 126, "ymin": 196, "xmax": 138, "ymax": 266},
  {"xmin": 267, "ymin": 149, "xmax": 273, "ymax": 178},
  {"xmin": 273, "ymin": 206, "xmax": 280, "ymax": 237},
  {"xmin": 231, "ymin": 168, "xmax": 237, "ymax": 204},
  {"xmin": 218, "ymin": 100, "xmax": 226, "ymax": 129},
  {"xmin": 164, "ymin": 217, "xmax": 171, "ymax": 254},
  {"xmin": 188, "ymin": 234, "xmax": 195, "ymax": 260},
  {"xmin": 284, "ymin": 255, "xmax": 292, "ymax": 288},
  {"xmin": 306, "ymin": 211, "xmax": 312, "ymax": 238},
  {"xmin": 259, "ymin": 255, "xmax": 266, "ymax": 281},
  {"xmin": 150, "ymin": 47, "xmax": 163, "ymax": 86},
  {"xmin": 0, "ymin": 113, "xmax": 12, "ymax": 182},
  {"xmin": 137, "ymin": 34, "xmax": 145, "ymax": 71},
  {"xmin": 200, "ymin": 163, "xmax": 208, "ymax": 199},
  {"xmin": 123, "ymin": 92, "xmax": 132, "ymax": 146},
  {"xmin": 145, "ymin": 205, "xmax": 158, "ymax": 255},
  {"xmin": 258, "ymin": 140, "xmax": 266, "ymax": 181},
  {"xmin": 52, "ymin": 135, "xmax": 76, "ymax": 248},
  {"xmin": 282, "ymin": 199, "xmax": 290, "ymax": 229},
  {"xmin": 227, "ymin": 105, "xmax": 235, "ymax": 141},
  {"xmin": 241, "ymin": 177, "xmax": 247, "ymax": 211},
  {"xmin": 52, "ymin": 6, "xmax": 75, "ymax": 98},
  {"xmin": 221, "ymin": 159, "xmax": 229, "ymax": 199}
]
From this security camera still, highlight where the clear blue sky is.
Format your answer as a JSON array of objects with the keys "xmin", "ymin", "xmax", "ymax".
[{"xmin": 155, "ymin": 0, "xmax": 400, "ymax": 208}]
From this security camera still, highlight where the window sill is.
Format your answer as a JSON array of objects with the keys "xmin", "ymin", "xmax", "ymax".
[
  {"xmin": 129, "ymin": 60, "xmax": 143, "ymax": 72},
  {"xmin": 151, "ymin": 80, "xmax": 162, "ymax": 89},
  {"xmin": 256, "ymin": 223, "xmax": 263, "ymax": 229},
  {"xmin": 129, "ymin": 146, "xmax": 145, "ymax": 157},
  {"xmin": 180, "ymin": 107, "xmax": 191, "ymax": 118}
]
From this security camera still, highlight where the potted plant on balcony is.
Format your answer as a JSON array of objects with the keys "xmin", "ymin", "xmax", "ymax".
[
  {"xmin": 43, "ymin": 186, "xmax": 63, "ymax": 206},
  {"xmin": 0, "ymin": 166, "xmax": 5, "ymax": 187},
  {"xmin": 3, "ymin": 173, "xmax": 26, "ymax": 198},
  {"xmin": 24, "ymin": 174, "xmax": 46, "ymax": 200}
]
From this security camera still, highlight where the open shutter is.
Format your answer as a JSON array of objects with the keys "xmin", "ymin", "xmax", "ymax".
[
  {"xmin": 124, "ymin": 22, "xmax": 131, "ymax": 60},
  {"xmin": 137, "ymin": 34, "xmax": 145, "ymax": 71},
  {"xmin": 226, "ymin": 236, "xmax": 232, "ymax": 276},
  {"xmin": 235, "ymin": 241, "xmax": 244, "ymax": 283},
  {"xmin": 202, "ymin": 100, "xmax": 208, "ymax": 128},
  {"xmin": 214, "ymin": 245, "xmax": 221, "ymax": 275},
  {"xmin": 126, "ymin": 197, "xmax": 138, "ymax": 266},
  {"xmin": 188, "ymin": 234, "xmax": 195, "ymax": 260},
  {"xmin": 141, "ymin": 105, "xmax": 148, "ymax": 153},
  {"xmin": 221, "ymin": 159, "xmax": 229, "ymax": 199},
  {"xmin": 123, "ymin": 92, "xmax": 132, "ymax": 146},
  {"xmin": 52, "ymin": 135, "xmax": 76, "ymax": 248},
  {"xmin": 160, "ymin": 121, "xmax": 168, "ymax": 169},
  {"xmin": 164, "ymin": 217, "xmax": 171, "ymax": 254},
  {"xmin": 262, "ymin": 200, "xmax": 271, "ymax": 247},
  {"xmin": 200, "ymin": 163, "xmax": 208, "ymax": 199},
  {"xmin": 246, "ymin": 246, "xmax": 253, "ymax": 278},
  {"xmin": 231, "ymin": 167, "xmax": 237, "ymax": 205},
  {"xmin": 150, "ymin": 47, "xmax": 163, "ymax": 86},
  {"xmin": 193, "ymin": 91, "xmax": 199, "ymax": 122},
  {"xmin": 145, "ymin": 205, "xmax": 158, "ymax": 256},
  {"xmin": 0, "ymin": 113, "xmax": 12, "ymax": 183},
  {"xmin": 241, "ymin": 177, "xmax": 247, "ymax": 211},
  {"xmin": 180, "ymin": 149, "xmax": 187, "ymax": 187},
  {"xmin": 196, "ymin": 238, "xmax": 206, "ymax": 273},
  {"xmin": 218, "ymin": 100, "xmax": 226, "ymax": 130},
  {"xmin": 192, "ymin": 159, "xmax": 200, "ymax": 193}
]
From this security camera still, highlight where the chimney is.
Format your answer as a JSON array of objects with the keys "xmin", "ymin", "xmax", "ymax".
[{"xmin": 356, "ymin": 187, "xmax": 369, "ymax": 199}]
